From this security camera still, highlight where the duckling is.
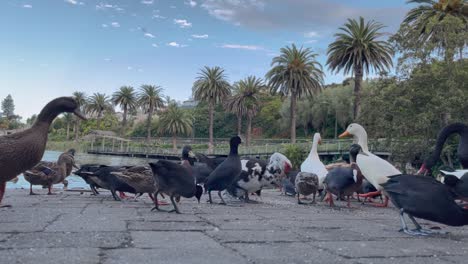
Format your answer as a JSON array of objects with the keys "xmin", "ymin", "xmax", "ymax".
[{"xmin": 295, "ymin": 172, "xmax": 319, "ymax": 204}]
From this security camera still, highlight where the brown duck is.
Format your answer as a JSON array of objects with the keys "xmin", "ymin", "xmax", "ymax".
[
  {"xmin": 24, "ymin": 149, "xmax": 78, "ymax": 195},
  {"xmin": 0, "ymin": 97, "xmax": 86, "ymax": 207}
]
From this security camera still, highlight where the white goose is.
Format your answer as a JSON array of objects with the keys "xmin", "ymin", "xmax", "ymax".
[
  {"xmin": 300, "ymin": 133, "xmax": 328, "ymax": 189},
  {"xmin": 339, "ymin": 123, "xmax": 401, "ymax": 207}
]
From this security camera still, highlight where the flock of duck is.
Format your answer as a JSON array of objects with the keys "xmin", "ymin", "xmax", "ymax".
[{"xmin": 0, "ymin": 97, "xmax": 467, "ymax": 236}]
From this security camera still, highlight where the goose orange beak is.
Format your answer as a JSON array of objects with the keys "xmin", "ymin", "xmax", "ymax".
[
  {"xmin": 339, "ymin": 131, "xmax": 351, "ymax": 138},
  {"xmin": 73, "ymin": 109, "xmax": 87, "ymax": 120}
]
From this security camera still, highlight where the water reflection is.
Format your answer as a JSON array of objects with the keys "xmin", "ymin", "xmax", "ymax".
[{"xmin": 7, "ymin": 150, "xmax": 157, "ymax": 190}]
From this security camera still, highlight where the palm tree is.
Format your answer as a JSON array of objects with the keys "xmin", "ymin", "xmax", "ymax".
[
  {"xmin": 86, "ymin": 93, "xmax": 112, "ymax": 129},
  {"xmin": 327, "ymin": 17, "xmax": 393, "ymax": 120},
  {"xmin": 159, "ymin": 102, "xmax": 193, "ymax": 151},
  {"xmin": 63, "ymin": 113, "xmax": 73, "ymax": 140},
  {"xmin": 266, "ymin": 44, "xmax": 324, "ymax": 143},
  {"xmin": 112, "ymin": 86, "xmax": 137, "ymax": 136},
  {"xmin": 192, "ymin": 66, "xmax": 231, "ymax": 153},
  {"xmin": 72, "ymin": 91, "xmax": 87, "ymax": 141},
  {"xmin": 138, "ymin": 85, "xmax": 165, "ymax": 141},
  {"xmin": 402, "ymin": 0, "xmax": 468, "ymax": 62},
  {"xmin": 225, "ymin": 76, "xmax": 266, "ymax": 146}
]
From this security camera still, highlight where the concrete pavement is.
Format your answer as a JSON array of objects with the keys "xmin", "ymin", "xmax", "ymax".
[{"xmin": 0, "ymin": 188, "xmax": 467, "ymax": 264}]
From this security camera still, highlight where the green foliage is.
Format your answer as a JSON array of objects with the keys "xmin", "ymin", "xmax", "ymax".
[
  {"xmin": 253, "ymin": 95, "xmax": 283, "ymax": 137},
  {"xmin": 159, "ymin": 103, "xmax": 193, "ymax": 137},
  {"xmin": 283, "ymin": 144, "xmax": 306, "ymax": 169},
  {"xmin": 1, "ymin": 95, "xmax": 15, "ymax": 118},
  {"xmin": 192, "ymin": 102, "xmax": 237, "ymax": 138}
]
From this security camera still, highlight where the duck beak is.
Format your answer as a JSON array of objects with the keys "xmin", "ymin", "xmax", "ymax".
[
  {"xmin": 338, "ymin": 131, "xmax": 350, "ymax": 138},
  {"xmin": 73, "ymin": 109, "xmax": 87, "ymax": 120},
  {"xmin": 188, "ymin": 151, "xmax": 196, "ymax": 158}
]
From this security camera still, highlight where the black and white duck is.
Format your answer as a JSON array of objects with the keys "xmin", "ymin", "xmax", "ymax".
[{"xmin": 204, "ymin": 136, "xmax": 242, "ymax": 204}]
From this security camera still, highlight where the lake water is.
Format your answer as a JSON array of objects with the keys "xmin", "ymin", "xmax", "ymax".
[{"xmin": 6, "ymin": 150, "xmax": 158, "ymax": 190}]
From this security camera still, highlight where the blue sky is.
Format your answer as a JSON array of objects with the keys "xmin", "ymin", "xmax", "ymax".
[{"xmin": 0, "ymin": 0, "xmax": 410, "ymax": 118}]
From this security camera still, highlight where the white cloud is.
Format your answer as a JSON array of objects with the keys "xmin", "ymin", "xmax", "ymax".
[
  {"xmin": 168, "ymin": 42, "xmax": 180, "ymax": 47},
  {"xmin": 144, "ymin": 33, "xmax": 156, "ymax": 38},
  {"xmin": 304, "ymin": 31, "xmax": 319, "ymax": 38},
  {"xmin": 191, "ymin": 34, "xmax": 209, "ymax": 39},
  {"xmin": 152, "ymin": 43, "xmax": 158, "ymax": 48},
  {"xmin": 127, "ymin": 66, "xmax": 133, "ymax": 70},
  {"xmin": 141, "ymin": 0, "xmax": 153, "ymax": 4},
  {"xmin": 305, "ymin": 39, "xmax": 317, "ymax": 44},
  {"xmin": 174, "ymin": 19, "xmax": 192, "ymax": 28},
  {"xmin": 167, "ymin": 42, "xmax": 187, "ymax": 48},
  {"xmin": 104, "ymin": 58, "xmax": 111, "ymax": 61},
  {"xmin": 201, "ymin": 0, "xmax": 406, "ymax": 32},
  {"xmin": 111, "ymin": 22, "xmax": 120, "ymax": 28},
  {"xmin": 170, "ymin": 5, "xmax": 176, "ymax": 9},
  {"xmin": 65, "ymin": 0, "xmax": 78, "ymax": 5},
  {"xmin": 23, "ymin": 4, "xmax": 32, "ymax": 8},
  {"xmin": 185, "ymin": 1, "xmax": 197, "ymax": 7},
  {"xmin": 102, "ymin": 24, "xmax": 109, "ymax": 28},
  {"xmin": 152, "ymin": 14, "xmax": 166, "ymax": 19},
  {"xmin": 221, "ymin": 44, "xmax": 263, "ymax": 51}
]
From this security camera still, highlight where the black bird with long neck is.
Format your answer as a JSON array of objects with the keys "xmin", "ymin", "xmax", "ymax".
[
  {"xmin": 418, "ymin": 123, "xmax": 468, "ymax": 174},
  {"xmin": 0, "ymin": 97, "xmax": 86, "ymax": 207},
  {"xmin": 204, "ymin": 136, "xmax": 242, "ymax": 204}
]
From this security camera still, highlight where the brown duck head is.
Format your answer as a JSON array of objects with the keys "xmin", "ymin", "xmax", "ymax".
[{"xmin": 34, "ymin": 97, "xmax": 86, "ymax": 126}]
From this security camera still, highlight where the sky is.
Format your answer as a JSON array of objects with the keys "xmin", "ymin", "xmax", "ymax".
[{"xmin": 0, "ymin": 0, "xmax": 411, "ymax": 119}]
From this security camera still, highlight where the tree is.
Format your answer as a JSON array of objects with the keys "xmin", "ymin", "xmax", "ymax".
[
  {"xmin": 112, "ymin": 86, "xmax": 137, "ymax": 136},
  {"xmin": 224, "ymin": 76, "xmax": 266, "ymax": 146},
  {"xmin": 86, "ymin": 93, "xmax": 113, "ymax": 129},
  {"xmin": 327, "ymin": 17, "xmax": 394, "ymax": 120},
  {"xmin": 400, "ymin": 0, "xmax": 468, "ymax": 63},
  {"xmin": 138, "ymin": 85, "xmax": 164, "ymax": 141},
  {"xmin": 159, "ymin": 102, "xmax": 193, "ymax": 151},
  {"xmin": 193, "ymin": 66, "xmax": 231, "ymax": 152},
  {"xmin": 62, "ymin": 113, "xmax": 73, "ymax": 140},
  {"xmin": 266, "ymin": 44, "xmax": 324, "ymax": 143},
  {"xmin": 73, "ymin": 92, "xmax": 87, "ymax": 141},
  {"xmin": 1, "ymin": 95, "xmax": 15, "ymax": 120}
]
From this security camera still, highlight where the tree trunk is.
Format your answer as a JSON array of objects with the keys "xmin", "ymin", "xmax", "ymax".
[
  {"xmin": 74, "ymin": 118, "xmax": 80, "ymax": 142},
  {"xmin": 172, "ymin": 135, "xmax": 177, "ymax": 152},
  {"xmin": 208, "ymin": 101, "xmax": 214, "ymax": 154},
  {"xmin": 66, "ymin": 122, "xmax": 70, "ymax": 140},
  {"xmin": 97, "ymin": 111, "xmax": 102, "ymax": 128},
  {"xmin": 237, "ymin": 114, "xmax": 242, "ymax": 136},
  {"xmin": 334, "ymin": 110, "xmax": 338, "ymax": 139},
  {"xmin": 146, "ymin": 104, "xmax": 153, "ymax": 142},
  {"xmin": 353, "ymin": 67, "xmax": 363, "ymax": 120},
  {"xmin": 290, "ymin": 93, "xmax": 297, "ymax": 144},
  {"xmin": 246, "ymin": 115, "xmax": 252, "ymax": 147},
  {"xmin": 122, "ymin": 105, "xmax": 127, "ymax": 136}
]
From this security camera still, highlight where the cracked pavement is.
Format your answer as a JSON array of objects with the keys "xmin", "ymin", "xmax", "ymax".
[{"xmin": 1, "ymin": 189, "xmax": 467, "ymax": 264}]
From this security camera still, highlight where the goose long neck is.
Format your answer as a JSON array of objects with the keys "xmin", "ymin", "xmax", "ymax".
[
  {"xmin": 355, "ymin": 133, "xmax": 369, "ymax": 153},
  {"xmin": 426, "ymin": 123, "xmax": 466, "ymax": 168},
  {"xmin": 229, "ymin": 144, "xmax": 239, "ymax": 156},
  {"xmin": 309, "ymin": 140, "xmax": 319, "ymax": 159},
  {"xmin": 34, "ymin": 103, "xmax": 61, "ymax": 128}
]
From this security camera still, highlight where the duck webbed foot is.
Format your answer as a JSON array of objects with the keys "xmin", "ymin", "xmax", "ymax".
[
  {"xmin": 218, "ymin": 191, "xmax": 227, "ymax": 205},
  {"xmin": 0, "ymin": 182, "xmax": 11, "ymax": 207}
]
